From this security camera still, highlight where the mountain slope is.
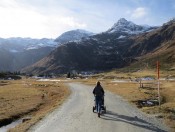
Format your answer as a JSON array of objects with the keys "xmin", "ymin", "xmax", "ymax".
[
  {"xmin": 0, "ymin": 48, "xmax": 14, "ymax": 71},
  {"xmin": 0, "ymin": 29, "xmax": 93, "ymax": 72},
  {"xmin": 0, "ymin": 38, "xmax": 57, "ymax": 71},
  {"xmin": 22, "ymin": 32, "xmax": 133, "ymax": 74},
  {"xmin": 125, "ymin": 19, "xmax": 175, "ymax": 70},
  {"xmin": 22, "ymin": 19, "xmax": 175, "ymax": 74}
]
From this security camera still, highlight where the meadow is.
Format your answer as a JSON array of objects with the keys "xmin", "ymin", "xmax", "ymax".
[
  {"xmin": 0, "ymin": 78, "xmax": 70, "ymax": 132},
  {"xmin": 0, "ymin": 69, "xmax": 175, "ymax": 131},
  {"xmin": 79, "ymin": 69, "xmax": 175, "ymax": 130}
]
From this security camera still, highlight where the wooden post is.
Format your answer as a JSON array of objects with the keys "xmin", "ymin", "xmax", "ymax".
[{"xmin": 157, "ymin": 61, "xmax": 161, "ymax": 106}]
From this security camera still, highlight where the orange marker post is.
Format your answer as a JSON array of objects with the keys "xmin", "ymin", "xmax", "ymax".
[{"xmin": 157, "ymin": 61, "xmax": 161, "ymax": 106}]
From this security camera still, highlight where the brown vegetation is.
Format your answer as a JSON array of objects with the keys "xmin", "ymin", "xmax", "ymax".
[
  {"xmin": 79, "ymin": 70, "xmax": 175, "ymax": 131},
  {"xmin": 0, "ymin": 78, "xmax": 70, "ymax": 132}
]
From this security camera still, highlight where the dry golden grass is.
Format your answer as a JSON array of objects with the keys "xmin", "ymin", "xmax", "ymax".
[
  {"xmin": 0, "ymin": 80, "xmax": 42, "ymax": 122},
  {"xmin": 79, "ymin": 79, "xmax": 155, "ymax": 103},
  {"xmin": 0, "ymin": 78, "xmax": 70, "ymax": 132},
  {"xmin": 101, "ymin": 69, "xmax": 175, "ymax": 79},
  {"xmin": 78, "ymin": 70, "xmax": 175, "ymax": 131}
]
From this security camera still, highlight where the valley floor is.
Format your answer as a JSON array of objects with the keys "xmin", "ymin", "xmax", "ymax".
[
  {"xmin": 79, "ymin": 70, "xmax": 175, "ymax": 131},
  {"xmin": 0, "ymin": 70, "xmax": 174, "ymax": 131},
  {"xmin": 30, "ymin": 82, "xmax": 169, "ymax": 132},
  {"xmin": 0, "ymin": 78, "xmax": 70, "ymax": 132}
]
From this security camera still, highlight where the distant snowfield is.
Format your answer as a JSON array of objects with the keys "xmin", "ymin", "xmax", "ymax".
[
  {"xmin": 118, "ymin": 35, "xmax": 126, "ymax": 39},
  {"xmin": 9, "ymin": 49, "xmax": 20, "ymax": 53},
  {"xmin": 36, "ymin": 79, "xmax": 69, "ymax": 82},
  {"xmin": 159, "ymin": 78, "xmax": 175, "ymax": 81},
  {"xmin": 111, "ymin": 80, "xmax": 130, "ymax": 83},
  {"xmin": 168, "ymin": 78, "xmax": 175, "ymax": 80}
]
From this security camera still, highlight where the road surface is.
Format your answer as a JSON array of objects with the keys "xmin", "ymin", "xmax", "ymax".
[{"xmin": 29, "ymin": 83, "xmax": 169, "ymax": 132}]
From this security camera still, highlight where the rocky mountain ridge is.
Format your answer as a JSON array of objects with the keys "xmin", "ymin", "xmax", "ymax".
[
  {"xmin": 23, "ymin": 18, "xmax": 173, "ymax": 74},
  {"xmin": 55, "ymin": 29, "xmax": 94, "ymax": 44},
  {"xmin": 0, "ymin": 29, "xmax": 92, "ymax": 71},
  {"xmin": 107, "ymin": 18, "xmax": 157, "ymax": 34}
]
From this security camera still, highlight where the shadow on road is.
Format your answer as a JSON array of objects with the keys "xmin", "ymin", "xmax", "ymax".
[{"xmin": 101, "ymin": 110, "xmax": 167, "ymax": 132}]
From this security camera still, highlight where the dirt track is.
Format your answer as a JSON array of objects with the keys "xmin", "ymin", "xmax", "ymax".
[{"xmin": 29, "ymin": 83, "xmax": 169, "ymax": 132}]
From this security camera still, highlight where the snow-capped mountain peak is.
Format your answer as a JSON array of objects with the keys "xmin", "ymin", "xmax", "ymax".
[
  {"xmin": 107, "ymin": 18, "xmax": 157, "ymax": 34},
  {"xmin": 75, "ymin": 29, "xmax": 93, "ymax": 34},
  {"xmin": 115, "ymin": 18, "xmax": 134, "ymax": 27},
  {"xmin": 55, "ymin": 29, "xmax": 94, "ymax": 44},
  {"xmin": 163, "ymin": 18, "xmax": 175, "ymax": 26}
]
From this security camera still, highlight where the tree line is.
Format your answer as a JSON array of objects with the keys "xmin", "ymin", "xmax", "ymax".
[{"xmin": 0, "ymin": 71, "xmax": 21, "ymax": 80}]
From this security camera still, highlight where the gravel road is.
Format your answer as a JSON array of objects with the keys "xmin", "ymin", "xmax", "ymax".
[{"xmin": 29, "ymin": 83, "xmax": 169, "ymax": 132}]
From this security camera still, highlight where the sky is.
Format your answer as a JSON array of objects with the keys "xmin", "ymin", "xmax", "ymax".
[{"xmin": 0, "ymin": 0, "xmax": 175, "ymax": 39}]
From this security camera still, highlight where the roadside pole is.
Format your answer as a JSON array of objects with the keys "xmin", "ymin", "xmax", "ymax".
[{"xmin": 157, "ymin": 61, "xmax": 161, "ymax": 106}]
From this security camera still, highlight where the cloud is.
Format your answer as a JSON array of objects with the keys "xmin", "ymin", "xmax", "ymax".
[
  {"xmin": 0, "ymin": 0, "xmax": 87, "ymax": 38},
  {"xmin": 0, "ymin": 3, "xmax": 48, "ymax": 38},
  {"xmin": 0, "ymin": 0, "xmax": 17, "ymax": 8},
  {"xmin": 131, "ymin": 7, "xmax": 147, "ymax": 19},
  {"xmin": 59, "ymin": 17, "xmax": 87, "ymax": 28},
  {"xmin": 43, "ymin": 16, "xmax": 87, "ymax": 38}
]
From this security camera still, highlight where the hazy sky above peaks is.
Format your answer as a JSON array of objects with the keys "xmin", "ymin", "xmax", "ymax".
[{"xmin": 0, "ymin": 0, "xmax": 175, "ymax": 38}]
